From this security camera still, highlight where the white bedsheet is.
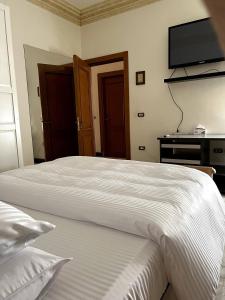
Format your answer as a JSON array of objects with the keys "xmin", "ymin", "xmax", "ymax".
[
  {"xmin": 17, "ymin": 206, "xmax": 167, "ymax": 300},
  {"xmin": 0, "ymin": 156, "xmax": 225, "ymax": 300}
]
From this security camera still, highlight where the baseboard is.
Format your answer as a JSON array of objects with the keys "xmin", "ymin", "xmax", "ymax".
[
  {"xmin": 34, "ymin": 158, "xmax": 46, "ymax": 164},
  {"xmin": 96, "ymin": 152, "xmax": 103, "ymax": 157}
]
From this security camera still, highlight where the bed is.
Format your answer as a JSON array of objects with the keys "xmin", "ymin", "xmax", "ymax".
[
  {"xmin": 18, "ymin": 205, "xmax": 167, "ymax": 300},
  {"xmin": 0, "ymin": 156, "xmax": 224, "ymax": 300}
]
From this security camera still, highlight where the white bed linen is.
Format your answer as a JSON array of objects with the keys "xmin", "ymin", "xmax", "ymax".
[
  {"xmin": 215, "ymin": 247, "xmax": 225, "ymax": 300},
  {"xmin": 164, "ymin": 248, "xmax": 225, "ymax": 300},
  {"xmin": 17, "ymin": 205, "xmax": 167, "ymax": 300},
  {"xmin": 0, "ymin": 200, "xmax": 54, "ymax": 264},
  {"xmin": 0, "ymin": 246, "xmax": 70, "ymax": 300},
  {"xmin": 0, "ymin": 156, "xmax": 224, "ymax": 300}
]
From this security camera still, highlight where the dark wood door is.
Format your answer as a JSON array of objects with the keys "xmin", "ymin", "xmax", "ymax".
[
  {"xmin": 38, "ymin": 64, "xmax": 78, "ymax": 161},
  {"xmin": 73, "ymin": 55, "xmax": 95, "ymax": 156},
  {"xmin": 98, "ymin": 70, "xmax": 126, "ymax": 158}
]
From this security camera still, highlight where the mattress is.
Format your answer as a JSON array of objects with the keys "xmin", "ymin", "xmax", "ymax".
[{"xmin": 18, "ymin": 205, "xmax": 168, "ymax": 300}]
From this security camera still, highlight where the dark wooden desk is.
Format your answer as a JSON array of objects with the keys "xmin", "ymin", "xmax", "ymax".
[{"xmin": 158, "ymin": 134, "xmax": 225, "ymax": 193}]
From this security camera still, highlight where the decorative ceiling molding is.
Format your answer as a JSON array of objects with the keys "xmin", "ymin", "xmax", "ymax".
[
  {"xmin": 27, "ymin": 0, "xmax": 160, "ymax": 26},
  {"xmin": 27, "ymin": 0, "xmax": 81, "ymax": 25},
  {"xmin": 81, "ymin": 0, "xmax": 160, "ymax": 25}
]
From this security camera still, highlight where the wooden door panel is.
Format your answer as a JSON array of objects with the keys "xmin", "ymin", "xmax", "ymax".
[
  {"xmin": 79, "ymin": 68, "xmax": 93, "ymax": 129},
  {"xmin": 104, "ymin": 76, "xmax": 125, "ymax": 128},
  {"xmin": 38, "ymin": 64, "xmax": 78, "ymax": 161},
  {"xmin": 78, "ymin": 131, "xmax": 95, "ymax": 156},
  {"xmin": 73, "ymin": 55, "xmax": 95, "ymax": 156},
  {"xmin": 99, "ymin": 71, "xmax": 126, "ymax": 158},
  {"xmin": 45, "ymin": 73, "xmax": 75, "ymax": 129}
]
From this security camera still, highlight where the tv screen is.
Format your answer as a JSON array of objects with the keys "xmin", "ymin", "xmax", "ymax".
[{"xmin": 169, "ymin": 18, "xmax": 224, "ymax": 69}]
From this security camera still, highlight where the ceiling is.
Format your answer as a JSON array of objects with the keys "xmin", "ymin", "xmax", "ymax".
[
  {"xmin": 66, "ymin": 0, "xmax": 105, "ymax": 9},
  {"xmin": 28, "ymin": 0, "xmax": 159, "ymax": 26}
]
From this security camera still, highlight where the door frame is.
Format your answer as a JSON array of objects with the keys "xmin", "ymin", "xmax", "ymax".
[
  {"xmin": 98, "ymin": 70, "xmax": 125, "ymax": 158},
  {"xmin": 85, "ymin": 51, "xmax": 131, "ymax": 160}
]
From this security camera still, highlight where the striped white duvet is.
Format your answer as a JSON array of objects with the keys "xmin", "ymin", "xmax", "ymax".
[
  {"xmin": 165, "ymin": 247, "xmax": 225, "ymax": 300},
  {"xmin": 19, "ymin": 206, "xmax": 167, "ymax": 300},
  {"xmin": 0, "ymin": 156, "xmax": 224, "ymax": 300}
]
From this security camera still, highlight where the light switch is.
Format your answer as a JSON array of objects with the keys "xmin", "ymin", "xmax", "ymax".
[
  {"xmin": 139, "ymin": 146, "xmax": 146, "ymax": 151},
  {"xmin": 138, "ymin": 113, "xmax": 145, "ymax": 118}
]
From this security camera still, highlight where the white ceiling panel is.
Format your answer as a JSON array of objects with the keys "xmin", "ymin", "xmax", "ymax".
[{"xmin": 66, "ymin": 0, "xmax": 105, "ymax": 9}]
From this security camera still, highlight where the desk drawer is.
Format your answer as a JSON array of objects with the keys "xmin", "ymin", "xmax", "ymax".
[
  {"xmin": 161, "ymin": 158, "xmax": 201, "ymax": 165},
  {"xmin": 161, "ymin": 144, "xmax": 201, "ymax": 149}
]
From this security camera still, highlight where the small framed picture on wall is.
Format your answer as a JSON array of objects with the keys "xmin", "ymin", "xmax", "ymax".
[{"xmin": 136, "ymin": 71, "xmax": 145, "ymax": 85}]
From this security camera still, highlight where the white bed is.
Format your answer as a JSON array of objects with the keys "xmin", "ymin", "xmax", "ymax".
[
  {"xmin": 18, "ymin": 205, "xmax": 167, "ymax": 300},
  {"xmin": 0, "ymin": 156, "xmax": 224, "ymax": 300},
  {"xmin": 165, "ymin": 249, "xmax": 225, "ymax": 300}
]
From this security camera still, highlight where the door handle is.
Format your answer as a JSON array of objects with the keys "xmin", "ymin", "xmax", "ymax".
[
  {"xmin": 41, "ymin": 120, "xmax": 51, "ymax": 124},
  {"xmin": 77, "ymin": 117, "xmax": 80, "ymax": 131}
]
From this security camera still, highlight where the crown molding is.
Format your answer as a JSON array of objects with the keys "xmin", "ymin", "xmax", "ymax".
[
  {"xmin": 81, "ymin": 0, "xmax": 160, "ymax": 25},
  {"xmin": 27, "ymin": 0, "xmax": 81, "ymax": 25},
  {"xmin": 27, "ymin": 0, "xmax": 160, "ymax": 26}
]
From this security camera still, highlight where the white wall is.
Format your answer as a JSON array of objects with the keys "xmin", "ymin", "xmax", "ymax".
[
  {"xmin": 0, "ymin": 0, "xmax": 81, "ymax": 165},
  {"xmin": 24, "ymin": 45, "xmax": 72, "ymax": 160},
  {"xmin": 82, "ymin": 0, "xmax": 225, "ymax": 162},
  {"xmin": 91, "ymin": 62, "xmax": 124, "ymax": 152}
]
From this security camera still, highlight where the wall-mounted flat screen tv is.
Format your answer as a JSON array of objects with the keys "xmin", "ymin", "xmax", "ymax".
[{"xmin": 169, "ymin": 18, "xmax": 225, "ymax": 69}]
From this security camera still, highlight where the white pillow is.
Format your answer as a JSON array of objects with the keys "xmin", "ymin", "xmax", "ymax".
[
  {"xmin": 0, "ymin": 247, "xmax": 71, "ymax": 300},
  {"xmin": 0, "ymin": 201, "xmax": 55, "ymax": 263}
]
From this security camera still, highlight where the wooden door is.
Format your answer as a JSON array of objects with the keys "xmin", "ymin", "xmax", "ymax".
[
  {"xmin": 98, "ymin": 70, "xmax": 126, "ymax": 158},
  {"xmin": 38, "ymin": 64, "xmax": 78, "ymax": 161},
  {"xmin": 73, "ymin": 55, "xmax": 95, "ymax": 156}
]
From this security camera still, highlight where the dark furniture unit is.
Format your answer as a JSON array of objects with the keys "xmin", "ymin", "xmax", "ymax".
[{"xmin": 158, "ymin": 135, "xmax": 225, "ymax": 193}]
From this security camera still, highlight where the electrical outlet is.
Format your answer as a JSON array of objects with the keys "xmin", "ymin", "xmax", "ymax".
[
  {"xmin": 137, "ymin": 113, "xmax": 145, "ymax": 118},
  {"xmin": 214, "ymin": 148, "xmax": 223, "ymax": 154},
  {"xmin": 139, "ymin": 146, "xmax": 146, "ymax": 151}
]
